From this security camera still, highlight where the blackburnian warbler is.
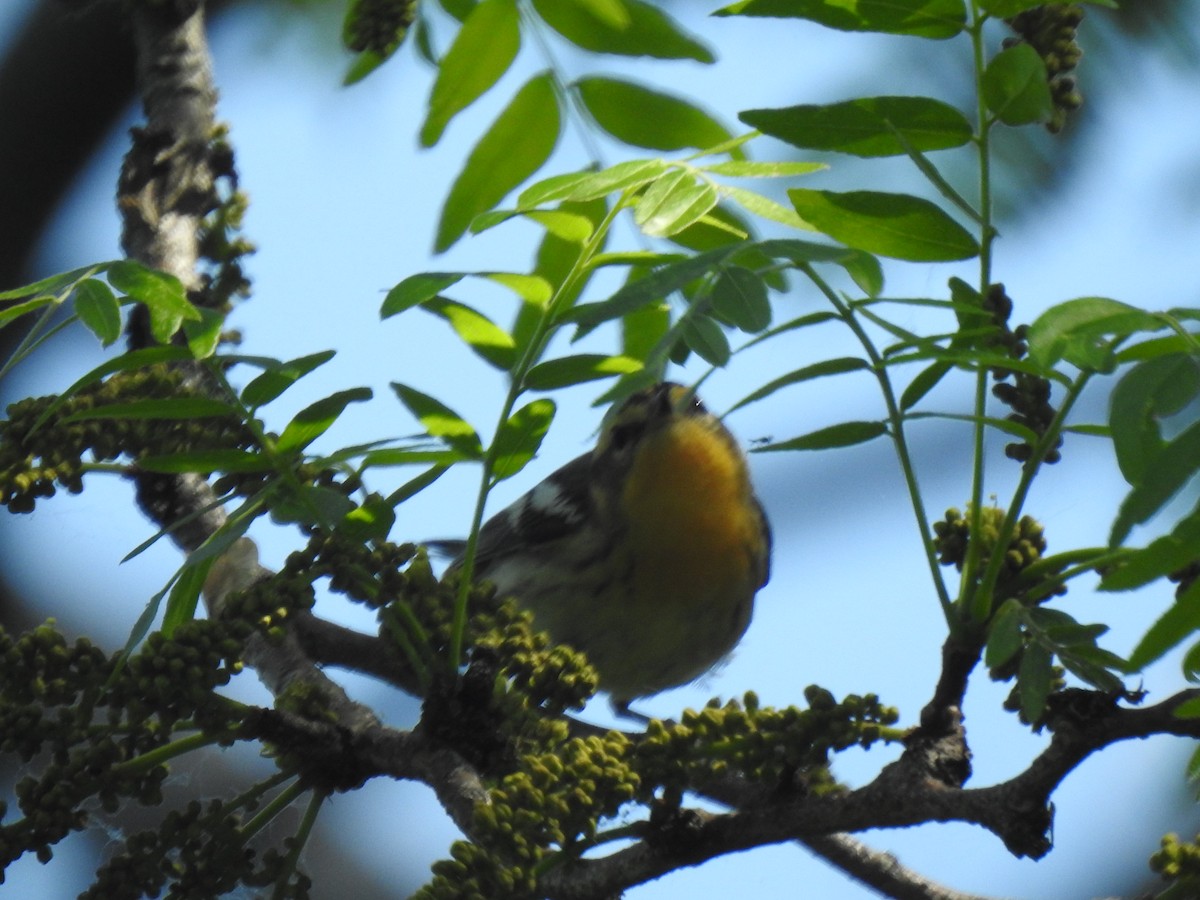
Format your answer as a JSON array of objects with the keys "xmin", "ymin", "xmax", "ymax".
[{"xmin": 459, "ymin": 382, "xmax": 771, "ymax": 706}]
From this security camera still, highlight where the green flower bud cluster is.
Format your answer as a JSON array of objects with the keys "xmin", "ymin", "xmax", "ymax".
[
  {"xmin": 1005, "ymin": 4, "xmax": 1085, "ymax": 133},
  {"xmin": 1150, "ymin": 832, "xmax": 1200, "ymax": 894},
  {"xmin": 343, "ymin": 0, "xmax": 417, "ymax": 57},
  {"xmin": 418, "ymin": 731, "xmax": 635, "ymax": 900},
  {"xmin": 109, "ymin": 619, "xmax": 248, "ymax": 731},
  {"xmin": 635, "ymin": 688, "xmax": 898, "ymax": 795},
  {"xmin": 0, "ymin": 615, "xmax": 244, "ymax": 874},
  {"xmin": 416, "ymin": 689, "xmax": 897, "ymax": 899},
  {"xmin": 0, "ymin": 366, "xmax": 254, "ymax": 513},
  {"xmin": 197, "ymin": 125, "xmax": 254, "ymax": 314},
  {"xmin": 82, "ymin": 789, "xmax": 314, "ymax": 900},
  {"xmin": 980, "ymin": 284, "xmax": 1062, "ymax": 465},
  {"xmin": 933, "ymin": 507, "xmax": 1057, "ymax": 601}
]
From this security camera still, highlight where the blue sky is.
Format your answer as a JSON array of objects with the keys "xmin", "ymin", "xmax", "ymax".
[{"xmin": 4, "ymin": 2, "xmax": 1200, "ymax": 897}]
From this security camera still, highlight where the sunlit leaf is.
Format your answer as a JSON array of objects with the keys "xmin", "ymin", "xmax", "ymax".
[
  {"xmin": 702, "ymin": 160, "xmax": 826, "ymax": 177},
  {"xmin": 1026, "ymin": 297, "xmax": 1166, "ymax": 371},
  {"xmin": 422, "ymin": 297, "xmax": 517, "ymax": 370},
  {"xmin": 634, "ymin": 171, "xmax": 719, "ymax": 237},
  {"xmin": 382, "ymin": 273, "xmax": 465, "ymax": 318},
  {"xmin": 242, "ymin": 350, "xmax": 338, "ymax": 409},
  {"xmin": 576, "ymin": 77, "xmax": 732, "ymax": 153},
  {"xmin": 275, "ymin": 387, "xmax": 373, "ymax": 454},
  {"xmin": 531, "ymin": 0, "xmax": 713, "ymax": 61},
  {"xmin": 73, "ymin": 279, "xmax": 122, "ymax": 346},
  {"xmin": 436, "ymin": 72, "xmax": 561, "ymax": 252},
  {"xmin": 420, "ymin": 0, "xmax": 520, "ymax": 147},
  {"xmin": 391, "ymin": 383, "xmax": 483, "ymax": 457},
  {"xmin": 982, "ymin": 43, "xmax": 1052, "ymax": 126},
  {"xmin": 107, "ymin": 260, "xmax": 200, "ymax": 343},
  {"xmin": 518, "ymin": 159, "xmax": 669, "ymax": 208},
  {"xmin": 524, "ymin": 354, "xmax": 643, "ymax": 390},
  {"xmin": 491, "ymin": 398, "xmax": 556, "ymax": 480}
]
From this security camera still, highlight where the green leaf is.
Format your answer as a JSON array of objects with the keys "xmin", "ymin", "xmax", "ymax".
[
  {"xmin": 387, "ymin": 464, "xmax": 451, "ymax": 506},
  {"xmin": 1111, "ymin": 420, "xmax": 1200, "ymax": 547},
  {"xmin": 1102, "ymin": 505, "xmax": 1200, "ymax": 592},
  {"xmin": 471, "ymin": 208, "xmax": 595, "ymax": 242},
  {"xmin": 531, "ymin": 0, "xmax": 713, "ymax": 61},
  {"xmin": 1110, "ymin": 354, "xmax": 1200, "ymax": 484},
  {"xmin": 137, "ymin": 450, "xmax": 272, "ymax": 474},
  {"xmin": 728, "ymin": 357, "xmax": 871, "ymax": 413},
  {"xmin": 741, "ymin": 96, "xmax": 972, "ymax": 158},
  {"xmin": 27, "ymin": 346, "xmax": 195, "ymax": 434},
  {"xmin": 788, "ymin": 189, "xmax": 979, "ymax": 262},
  {"xmin": 419, "ymin": 0, "xmax": 520, "ymax": 147},
  {"xmin": 391, "ymin": 383, "xmax": 483, "ymax": 457},
  {"xmin": 1018, "ymin": 640, "xmax": 1054, "ymax": 721},
  {"xmin": 0, "ymin": 294, "xmax": 55, "ymax": 330},
  {"xmin": 183, "ymin": 307, "xmax": 224, "ymax": 359},
  {"xmin": 711, "ymin": 266, "xmax": 771, "ymax": 333},
  {"xmin": 527, "ymin": 197, "xmax": 611, "ymax": 346},
  {"xmin": 634, "ymin": 169, "xmax": 719, "ymax": 237},
  {"xmin": 422, "ymin": 297, "xmax": 517, "ymax": 370},
  {"xmin": 519, "ymin": 159, "xmax": 669, "ymax": 208},
  {"xmin": 576, "ymin": 77, "xmax": 732, "ymax": 153},
  {"xmin": 343, "ymin": 50, "xmax": 388, "ymax": 87},
  {"xmin": 241, "ymin": 350, "xmax": 338, "ymax": 409},
  {"xmin": 985, "ymin": 599, "xmax": 1024, "ymax": 669},
  {"xmin": 107, "ymin": 260, "xmax": 200, "ymax": 343},
  {"xmin": 900, "ymin": 360, "xmax": 953, "ymax": 411},
  {"xmin": 162, "ymin": 557, "xmax": 215, "ymax": 637},
  {"xmin": 270, "ymin": 483, "xmax": 357, "ymax": 527},
  {"xmin": 491, "ymin": 398, "xmax": 556, "ymax": 481},
  {"xmin": 275, "ymin": 387, "xmax": 373, "ymax": 454},
  {"xmin": 62, "ymin": 398, "xmax": 236, "ymax": 422},
  {"xmin": 73, "ymin": 279, "xmax": 122, "ymax": 346},
  {"xmin": 524, "ymin": 354, "xmax": 642, "ymax": 390},
  {"xmin": 714, "ymin": 0, "xmax": 966, "ymax": 39},
  {"xmin": 485, "ymin": 272, "xmax": 554, "ymax": 306},
  {"xmin": 565, "ymin": 245, "xmax": 740, "ymax": 331},
  {"xmin": 382, "ymin": 273, "xmax": 465, "ymax": 318},
  {"xmin": 702, "ymin": 160, "xmax": 826, "ymax": 177},
  {"xmin": 1127, "ymin": 580, "xmax": 1200, "ymax": 672},
  {"xmin": 682, "ymin": 315, "xmax": 731, "ymax": 366},
  {"xmin": 362, "ymin": 447, "xmax": 472, "ymax": 468},
  {"xmin": 436, "ymin": 72, "xmax": 562, "ymax": 253},
  {"xmin": 1026, "ymin": 297, "xmax": 1166, "ymax": 371},
  {"xmin": 756, "ymin": 419, "xmax": 887, "ymax": 452},
  {"xmin": 622, "ymin": 302, "xmax": 671, "ymax": 362},
  {"xmin": 668, "ymin": 204, "xmax": 753, "ymax": 252},
  {"xmin": 720, "ymin": 184, "xmax": 813, "ymax": 230},
  {"xmin": 982, "ymin": 43, "xmax": 1053, "ymax": 126},
  {"xmin": 341, "ymin": 493, "xmax": 397, "ymax": 542},
  {"xmin": 0, "ymin": 264, "xmax": 100, "ymax": 302}
]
